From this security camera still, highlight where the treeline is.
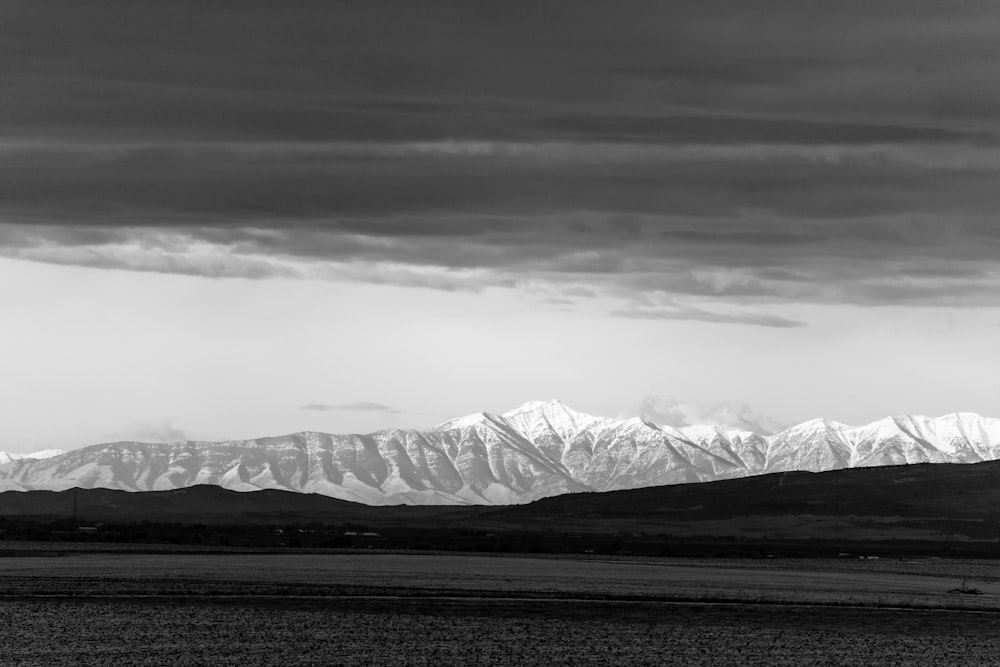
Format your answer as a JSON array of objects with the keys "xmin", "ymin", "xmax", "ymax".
[
  {"xmin": 1, "ymin": 517, "xmax": 997, "ymax": 559},
  {"xmin": 0, "ymin": 518, "xmax": 366, "ymax": 548}
]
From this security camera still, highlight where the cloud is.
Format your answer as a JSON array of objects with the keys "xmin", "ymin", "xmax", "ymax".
[
  {"xmin": 5, "ymin": 2, "xmax": 1000, "ymax": 145},
  {"xmin": 103, "ymin": 420, "xmax": 191, "ymax": 443},
  {"xmin": 638, "ymin": 397, "xmax": 788, "ymax": 435},
  {"xmin": 3, "ymin": 2, "xmax": 1000, "ymax": 311},
  {"xmin": 5, "ymin": 217, "xmax": 1000, "ymax": 311},
  {"xmin": 613, "ymin": 303, "xmax": 806, "ymax": 328},
  {"xmin": 300, "ymin": 401, "xmax": 402, "ymax": 414},
  {"xmin": 1, "ymin": 241, "xmax": 301, "ymax": 280}
]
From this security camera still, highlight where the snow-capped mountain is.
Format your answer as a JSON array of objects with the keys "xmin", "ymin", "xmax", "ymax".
[{"xmin": 1, "ymin": 401, "xmax": 999, "ymax": 505}]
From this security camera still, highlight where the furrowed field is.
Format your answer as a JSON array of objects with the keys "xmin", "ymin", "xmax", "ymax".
[{"xmin": 3, "ymin": 546, "xmax": 1000, "ymax": 665}]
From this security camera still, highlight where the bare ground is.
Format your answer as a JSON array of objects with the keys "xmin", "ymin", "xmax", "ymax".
[{"xmin": 4, "ymin": 551, "xmax": 1000, "ymax": 664}]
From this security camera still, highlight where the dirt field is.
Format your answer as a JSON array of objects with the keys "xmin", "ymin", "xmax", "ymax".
[
  {"xmin": 3, "ymin": 550, "xmax": 1000, "ymax": 664},
  {"xmin": 4, "ymin": 597, "xmax": 1000, "ymax": 666},
  {"xmin": 2, "ymin": 551, "xmax": 999, "ymax": 608}
]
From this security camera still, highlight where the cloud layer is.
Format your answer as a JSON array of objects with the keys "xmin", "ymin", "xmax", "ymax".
[
  {"xmin": 4, "ymin": 1, "xmax": 1000, "ymax": 320},
  {"xmin": 638, "ymin": 397, "xmax": 788, "ymax": 436}
]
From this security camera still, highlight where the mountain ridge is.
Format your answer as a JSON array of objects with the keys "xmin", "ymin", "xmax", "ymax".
[
  {"xmin": 0, "ymin": 400, "xmax": 998, "ymax": 505},
  {"xmin": 0, "ymin": 449, "xmax": 64, "ymax": 466}
]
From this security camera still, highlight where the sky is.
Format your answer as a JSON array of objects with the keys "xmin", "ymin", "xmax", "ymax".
[{"xmin": 3, "ymin": 1, "xmax": 1000, "ymax": 451}]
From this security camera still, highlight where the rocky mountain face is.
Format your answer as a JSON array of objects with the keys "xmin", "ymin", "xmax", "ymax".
[{"xmin": 1, "ymin": 401, "xmax": 999, "ymax": 505}]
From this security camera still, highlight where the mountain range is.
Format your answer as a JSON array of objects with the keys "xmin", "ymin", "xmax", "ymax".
[{"xmin": 1, "ymin": 400, "xmax": 998, "ymax": 505}]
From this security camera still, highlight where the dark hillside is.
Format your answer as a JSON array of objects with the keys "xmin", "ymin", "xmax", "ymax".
[{"xmin": 3, "ymin": 461, "xmax": 1000, "ymax": 554}]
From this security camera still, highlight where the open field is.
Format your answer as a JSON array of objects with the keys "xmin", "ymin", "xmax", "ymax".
[
  {"xmin": 3, "ymin": 551, "xmax": 1000, "ymax": 664},
  {"xmin": 3, "ymin": 550, "xmax": 1000, "ymax": 609}
]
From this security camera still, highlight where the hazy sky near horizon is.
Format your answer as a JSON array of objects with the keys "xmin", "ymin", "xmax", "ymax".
[{"xmin": 3, "ymin": 1, "xmax": 1000, "ymax": 451}]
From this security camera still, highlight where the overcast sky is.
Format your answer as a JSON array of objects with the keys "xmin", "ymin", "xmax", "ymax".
[{"xmin": 3, "ymin": 1, "xmax": 1000, "ymax": 451}]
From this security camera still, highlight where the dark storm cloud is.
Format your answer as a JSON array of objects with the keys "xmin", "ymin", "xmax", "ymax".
[
  {"xmin": 4, "ymin": 1, "xmax": 1000, "ymax": 311},
  {"xmin": 6, "ymin": 1, "xmax": 1000, "ymax": 141}
]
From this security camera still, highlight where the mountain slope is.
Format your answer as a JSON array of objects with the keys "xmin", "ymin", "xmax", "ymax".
[
  {"xmin": 1, "ymin": 401, "xmax": 999, "ymax": 505},
  {"xmin": 0, "ymin": 449, "xmax": 64, "ymax": 466}
]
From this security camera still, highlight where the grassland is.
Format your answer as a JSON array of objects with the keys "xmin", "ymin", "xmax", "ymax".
[{"xmin": 3, "ymin": 548, "xmax": 1000, "ymax": 664}]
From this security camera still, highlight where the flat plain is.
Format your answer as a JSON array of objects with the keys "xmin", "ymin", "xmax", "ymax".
[{"xmin": 4, "ymin": 547, "xmax": 1000, "ymax": 665}]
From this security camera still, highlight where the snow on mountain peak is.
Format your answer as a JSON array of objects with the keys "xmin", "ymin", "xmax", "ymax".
[
  {"xmin": 618, "ymin": 416, "xmax": 664, "ymax": 433},
  {"xmin": 679, "ymin": 424, "xmax": 756, "ymax": 443},
  {"xmin": 2, "ymin": 404, "xmax": 1000, "ymax": 506},
  {"xmin": 502, "ymin": 399, "xmax": 601, "ymax": 441},
  {"xmin": 430, "ymin": 411, "xmax": 502, "ymax": 432},
  {"xmin": 0, "ymin": 448, "xmax": 65, "ymax": 465},
  {"xmin": 786, "ymin": 417, "xmax": 850, "ymax": 433},
  {"xmin": 25, "ymin": 449, "xmax": 64, "ymax": 459},
  {"xmin": 503, "ymin": 399, "xmax": 581, "ymax": 420}
]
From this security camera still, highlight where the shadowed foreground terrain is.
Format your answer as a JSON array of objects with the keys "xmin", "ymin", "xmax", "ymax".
[
  {"xmin": 3, "ymin": 552, "xmax": 1000, "ymax": 665},
  {"xmin": 3, "ymin": 460, "xmax": 1000, "ymax": 556},
  {"xmin": 5, "ymin": 460, "xmax": 1000, "ymax": 663}
]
